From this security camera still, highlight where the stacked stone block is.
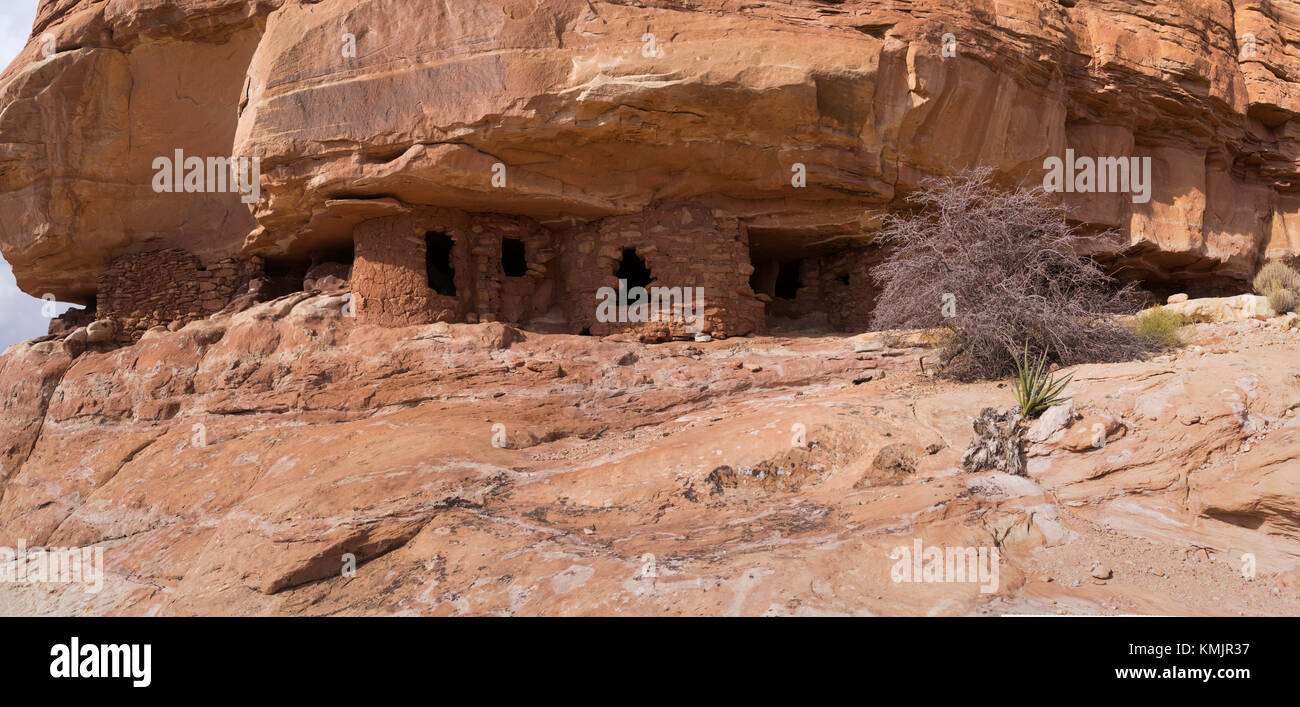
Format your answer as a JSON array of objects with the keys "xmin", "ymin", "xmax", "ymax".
[
  {"xmin": 352, "ymin": 208, "xmax": 555, "ymax": 328},
  {"xmin": 96, "ymin": 249, "xmax": 262, "ymax": 342},
  {"xmin": 561, "ymin": 204, "xmax": 766, "ymax": 340}
]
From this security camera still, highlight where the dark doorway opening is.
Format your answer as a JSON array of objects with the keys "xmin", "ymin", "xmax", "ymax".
[
  {"xmin": 425, "ymin": 232, "xmax": 456, "ymax": 296},
  {"xmin": 262, "ymin": 258, "xmax": 310, "ymax": 299},
  {"xmin": 749, "ymin": 259, "xmax": 777, "ymax": 298},
  {"xmin": 313, "ymin": 246, "xmax": 355, "ymax": 266},
  {"xmin": 775, "ymin": 259, "xmax": 803, "ymax": 300},
  {"xmin": 502, "ymin": 237, "xmax": 527, "ymax": 278},
  {"xmin": 615, "ymin": 248, "xmax": 653, "ymax": 289}
]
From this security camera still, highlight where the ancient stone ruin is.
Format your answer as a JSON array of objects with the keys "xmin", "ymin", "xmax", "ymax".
[
  {"xmin": 58, "ymin": 201, "xmax": 884, "ymax": 344},
  {"xmin": 96, "ymin": 249, "xmax": 263, "ymax": 343}
]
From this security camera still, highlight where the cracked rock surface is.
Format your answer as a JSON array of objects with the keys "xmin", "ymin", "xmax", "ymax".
[
  {"xmin": 2, "ymin": 295, "xmax": 1299, "ymax": 616},
  {"xmin": 4, "ymin": 1, "xmax": 1300, "ymax": 299}
]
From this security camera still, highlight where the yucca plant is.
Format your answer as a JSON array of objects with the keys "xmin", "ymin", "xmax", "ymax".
[{"xmin": 1011, "ymin": 343, "xmax": 1072, "ymax": 419}]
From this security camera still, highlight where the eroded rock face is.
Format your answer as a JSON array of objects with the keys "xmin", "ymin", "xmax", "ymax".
[
  {"xmin": 3, "ymin": 0, "xmax": 1300, "ymax": 304},
  {"xmin": 1, "ymin": 298, "xmax": 1298, "ymax": 616},
  {"xmin": 0, "ymin": 0, "xmax": 270, "ymax": 302}
]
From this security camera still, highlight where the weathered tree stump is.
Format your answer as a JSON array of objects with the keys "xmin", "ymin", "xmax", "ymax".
[{"xmin": 960, "ymin": 407, "xmax": 1027, "ymax": 475}]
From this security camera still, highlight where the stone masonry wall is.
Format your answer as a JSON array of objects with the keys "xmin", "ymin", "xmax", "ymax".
[
  {"xmin": 353, "ymin": 215, "xmax": 452, "ymax": 328},
  {"xmin": 758, "ymin": 245, "xmax": 883, "ymax": 332},
  {"xmin": 353, "ymin": 203, "xmax": 764, "ymax": 339},
  {"xmin": 353, "ymin": 208, "xmax": 556, "ymax": 328},
  {"xmin": 97, "ymin": 249, "xmax": 262, "ymax": 342},
  {"xmin": 820, "ymin": 246, "xmax": 885, "ymax": 332},
  {"xmin": 561, "ymin": 204, "xmax": 766, "ymax": 340}
]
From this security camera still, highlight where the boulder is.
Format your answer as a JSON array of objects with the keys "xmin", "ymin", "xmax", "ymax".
[
  {"xmin": 304, "ymin": 262, "xmax": 351, "ymax": 292},
  {"xmin": 140, "ymin": 325, "xmax": 170, "ymax": 341},
  {"xmin": 61, "ymin": 327, "xmax": 87, "ymax": 357},
  {"xmin": 1160, "ymin": 294, "xmax": 1274, "ymax": 323},
  {"xmin": 1060, "ymin": 415, "xmax": 1127, "ymax": 452},
  {"xmin": 1027, "ymin": 401, "xmax": 1076, "ymax": 444},
  {"xmin": 85, "ymin": 319, "xmax": 116, "ymax": 344}
]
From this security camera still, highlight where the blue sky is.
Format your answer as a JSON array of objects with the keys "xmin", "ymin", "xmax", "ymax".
[{"xmin": 0, "ymin": 2, "xmax": 79, "ymax": 352}]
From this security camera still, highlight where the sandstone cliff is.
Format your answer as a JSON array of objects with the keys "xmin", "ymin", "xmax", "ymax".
[
  {"xmin": 3, "ymin": 0, "xmax": 1300, "ymax": 308},
  {"xmin": 2, "ymin": 1, "xmax": 1300, "ymax": 616}
]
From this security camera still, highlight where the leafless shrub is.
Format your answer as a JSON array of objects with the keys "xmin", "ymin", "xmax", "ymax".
[{"xmin": 870, "ymin": 169, "xmax": 1150, "ymax": 381}]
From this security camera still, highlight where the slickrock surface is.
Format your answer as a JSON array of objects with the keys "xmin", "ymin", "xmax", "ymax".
[
  {"xmin": 3, "ymin": 1, "xmax": 1300, "ymax": 300},
  {"xmin": 3, "ymin": 0, "xmax": 1300, "ymax": 617},
  {"xmin": 1, "ymin": 296, "xmax": 1297, "ymax": 616}
]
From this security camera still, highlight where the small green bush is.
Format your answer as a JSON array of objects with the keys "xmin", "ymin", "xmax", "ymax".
[
  {"xmin": 1253, "ymin": 260, "xmax": 1300, "ymax": 298},
  {"xmin": 1268, "ymin": 287, "xmax": 1299, "ymax": 315},
  {"xmin": 1012, "ymin": 344, "xmax": 1072, "ymax": 419},
  {"xmin": 1133, "ymin": 306, "xmax": 1189, "ymax": 349}
]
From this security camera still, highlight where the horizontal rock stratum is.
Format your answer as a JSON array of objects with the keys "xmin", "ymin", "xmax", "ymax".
[
  {"xmin": 2, "ymin": 0, "xmax": 1300, "ymax": 306},
  {"xmin": 1, "ymin": 293, "xmax": 1299, "ymax": 615},
  {"xmin": 3, "ymin": 1, "xmax": 1300, "ymax": 617}
]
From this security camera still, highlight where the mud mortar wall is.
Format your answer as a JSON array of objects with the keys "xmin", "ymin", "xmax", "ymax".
[
  {"xmin": 352, "ymin": 209, "xmax": 555, "ymax": 328},
  {"xmin": 560, "ymin": 204, "xmax": 766, "ymax": 340},
  {"xmin": 352, "ymin": 204, "xmax": 766, "ymax": 339},
  {"xmin": 96, "ymin": 248, "xmax": 262, "ymax": 342},
  {"xmin": 756, "ymin": 245, "xmax": 884, "ymax": 332}
]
